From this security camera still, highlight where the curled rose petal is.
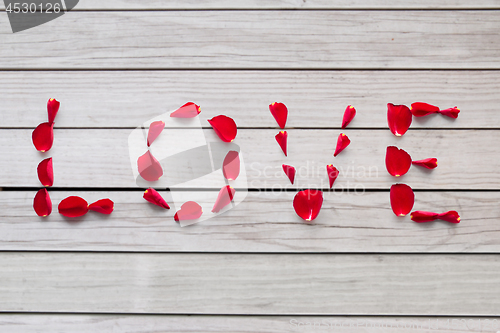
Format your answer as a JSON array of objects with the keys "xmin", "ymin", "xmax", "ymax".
[
  {"xmin": 143, "ymin": 188, "xmax": 170, "ymax": 209},
  {"xmin": 410, "ymin": 211, "xmax": 439, "ymax": 223},
  {"xmin": 222, "ymin": 150, "xmax": 240, "ymax": 181},
  {"xmin": 390, "ymin": 183, "xmax": 414, "ymax": 217},
  {"xmin": 341, "ymin": 105, "xmax": 356, "ymax": 129},
  {"xmin": 170, "ymin": 102, "xmax": 201, "ymax": 118},
  {"xmin": 208, "ymin": 115, "xmax": 237, "ymax": 142},
  {"xmin": 33, "ymin": 188, "xmax": 52, "ymax": 217},
  {"xmin": 174, "ymin": 201, "xmax": 203, "ymax": 222},
  {"xmin": 137, "ymin": 151, "xmax": 163, "ymax": 182},
  {"xmin": 32, "ymin": 122, "xmax": 54, "ymax": 152},
  {"xmin": 438, "ymin": 107, "xmax": 460, "ymax": 119},
  {"xmin": 212, "ymin": 185, "xmax": 235, "ymax": 213},
  {"xmin": 334, "ymin": 133, "xmax": 350, "ymax": 157},
  {"xmin": 147, "ymin": 121, "xmax": 165, "ymax": 147},
  {"xmin": 293, "ymin": 189, "xmax": 323, "ymax": 222},
  {"xmin": 410, "ymin": 102, "xmax": 439, "ymax": 117},
  {"xmin": 275, "ymin": 131, "xmax": 288, "ymax": 156},
  {"xmin": 47, "ymin": 98, "xmax": 60, "ymax": 124},
  {"xmin": 437, "ymin": 210, "xmax": 461, "ymax": 223},
  {"xmin": 412, "ymin": 158, "xmax": 438, "ymax": 169},
  {"xmin": 386, "ymin": 146, "xmax": 412, "ymax": 177},
  {"xmin": 88, "ymin": 199, "xmax": 114, "ymax": 214},
  {"xmin": 58, "ymin": 196, "xmax": 89, "ymax": 218},
  {"xmin": 326, "ymin": 164, "xmax": 339, "ymax": 189},
  {"xmin": 387, "ymin": 103, "xmax": 412, "ymax": 137},
  {"xmin": 37, "ymin": 157, "xmax": 54, "ymax": 187},
  {"xmin": 269, "ymin": 102, "xmax": 288, "ymax": 129},
  {"xmin": 282, "ymin": 164, "xmax": 296, "ymax": 184}
]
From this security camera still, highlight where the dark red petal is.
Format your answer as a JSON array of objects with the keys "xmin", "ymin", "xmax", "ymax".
[
  {"xmin": 207, "ymin": 115, "xmax": 237, "ymax": 142},
  {"xmin": 326, "ymin": 164, "xmax": 339, "ymax": 189},
  {"xmin": 410, "ymin": 211, "xmax": 439, "ymax": 223},
  {"xmin": 334, "ymin": 133, "xmax": 350, "ymax": 157},
  {"xmin": 438, "ymin": 107, "xmax": 460, "ymax": 119},
  {"xmin": 269, "ymin": 102, "xmax": 288, "ymax": 129},
  {"xmin": 412, "ymin": 158, "xmax": 438, "ymax": 169},
  {"xmin": 170, "ymin": 102, "xmax": 201, "ymax": 118},
  {"xmin": 58, "ymin": 196, "xmax": 89, "ymax": 218},
  {"xmin": 282, "ymin": 164, "xmax": 296, "ymax": 184},
  {"xmin": 174, "ymin": 201, "xmax": 203, "ymax": 222},
  {"xmin": 222, "ymin": 150, "xmax": 240, "ymax": 181},
  {"xmin": 88, "ymin": 199, "xmax": 114, "ymax": 214},
  {"xmin": 33, "ymin": 188, "xmax": 52, "ymax": 217},
  {"xmin": 390, "ymin": 183, "xmax": 414, "ymax": 217},
  {"xmin": 47, "ymin": 98, "xmax": 60, "ymax": 124},
  {"xmin": 341, "ymin": 105, "xmax": 356, "ymax": 129},
  {"xmin": 212, "ymin": 185, "xmax": 235, "ymax": 213},
  {"xmin": 293, "ymin": 189, "xmax": 323, "ymax": 222},
  {"xmin": 275, "ymin": 131, "xmax": 288, "ymax": 156},
  {"xmin": 437, "ymin": 211, "xmax": 461, "ymax": 223},
  {"xmin": 143, "ymin": 188, "xmax": 170, "ymax": 209},
  {"xmin": 37, "ymin": 157, "xmax": 54, "ymax": 187},
  {"xmin": 32, "ymin": 122, "xmax": 54, "ymax": 152},
  {"xmin": 410, "ymin": 102, "xmax": 439, "ymax": 117},
  {"xmin": 147, "ymin": 121, "xmax": 165, "ymax": 147},
  {"xmin": 387, "ymin": 103, "xmax": 412, "ymax": 137},
  {"xmin": 137, "ymin": 151, "xmax": 163, "ymax": 181},
  {"xmin": 386, "ymin": 146, "xmax": 412, "ymax": 177}
]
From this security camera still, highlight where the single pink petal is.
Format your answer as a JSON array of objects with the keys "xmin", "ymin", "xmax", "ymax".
[
  {"xmin": 293, "ymin": 189, "xmax": 323, "ymax": 222},
  {"xmin": 269, "ymin": 102, "xmax": 288, "ymax": 129},
  {"xmin": 326, "ymin": 164, "xmax": 339, "ymax": 188},
  {"xmin": 212, "ymin": 185, "xmax": 235, "ymax": 213},
  {"xmin": 385, "ymin": 146, "xmax": 412, "ymax": 177},
  {"xmin": 387, "ymin": 103, "xmax": 412, "ymax": 137},
  {"xmin": 137, "ymin": 151, "xmax": 163, "ymax": 182},
  {"xmin": 222, "ymin": 151, "xmax": 240, "ymax": 181},
  {"xmin": 58, "ymin": 196, "xmax": 89, "ymax": 218},
  {"xmin": 32, "ymin": 122, "xmax": 54, "ymax": 152},
  {"xmin": 438, "ymin": 107, "xmax": 460, "ymax": 119},
  {"xmin": 282, "ymin": 164, "xmax": 296, "ymax": 184},
  {"xmin": 88, "ymin": 199, "xmax": 114, "ymax": 214},
  {"xmin": 275, "ymin": 131, "xmax": 288, "ymax": 156},
  {"xmin": 147, "ymin": 121, "xmax": 165, "ymax": 147},
  {"xmin": 34, "ymin": 188, "xmax": 52, "ymax": 217},
  {"xmin": 143, "ymin": 188, "xmax": 170, "ymax": 209},
  {"xmin": 174, "ymin": 201, "xmax": 203, "ymax": 222},
  {"xmin": 341, "ymin": 105, "xmax": 356, "ymax": 128},
  {"xmin": 390, "ymin": 183, "xmax": 414, "ymax": 217},
  {"xmin": 334, "ymin": 133, "xmax": 350, "ymax": 157},
  {"xmin": 412, "ymin": 158, "xmax": 438, "ymax": 169},
  {"xmin": 410, "ymin": 211, "xmax": 439, "ymax": 223},
  {"xmin": 47, "ymin": 98, "xmax": 60, "ymax": 124},
  {"xmin": 410, "ymin": 102, "xmax": 439, "ymax": 117},
  {"xmin": 208, "ymin": 115, "xmax": 238, "ymax": 142},
  {"xmin": 37, "ymin": 157, "xmax": 54, "ymax": 187},
  {"xmin": 170, "ymin": 102, "xmax": 201, "ymax": 118},
  {"xmin": 437, "ymin": 211, "xmax": 461, "ymax": 223}
]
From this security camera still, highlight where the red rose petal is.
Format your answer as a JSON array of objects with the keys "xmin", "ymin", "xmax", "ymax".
[
  {"xmin": 410, "ymin": 211, "xmax": 439, "ymax": 223},
  {"xmin": 390, "ymin": 183, "xmax": 414, "ymax": 217},
  {"xmin": 293, "ymin": 189, "xmax": 323, "ymax": 222},
  {"xmin": 47, "ymin": 98, "xmax": 60, "ymax": 124},
  {"xmin": 58, "ymin": 196, "xmax": 89, "ymax": 218},
  {"xmin": 437, "ymin": 210, "xmax": 461, "ymax": 223},
  {"xmin": 137, "ymin": 151, "xmax": 163, "ymax": 182},
  {"xmin": 410, "ymin": 102, "xmax": 439, "ymax": 117},
  {"xmin": 37, "ymin": 157, "xmax": 54, "ymax": 187},
  {"xmin": 147, "ymin": 121, "xmax": 165, "ymax": 147},
  {"xmin": 275, "ymin": 131, "xmax": 288, "ymax": 156},
  {"xmin": 326, "ymin": 164, "xmax": 339, "ymax": 189},
  {"xmin": 33, "ymin": 188, "xmax": 52, "ymax": 217},
  {"xmin": 386, "ymin": 146, "xmax": 412, "ymax": 177},
  {"xmin": 170, "ymin": 102, "xmax": 201, "ymax": 118},
  {"xmin": 412, "ymin": 158, "xmax": 438, "ymax": 169},
  {"xmin": 88, "ymin": 199, "xmax": 114, "ymax": 214},
  {"xmin": 32, "ymin": 122, "xmax": 54, "ymax": 152},
  {"xmin": 438, "ymin": 107, "xmax": 460, "ymax": 119},
  {"xmin": 387, "ymin": 103, "xmax": 412, "ymax": 137},
  {"xmin": 341, "ymin": 105, "xmax": 356, "ymax": 129},
  {"xmin": 174, "ymin": 201, "xmax": 203, "ymax": 222},
  {"xmin": 282, "ymin": 164, "xmax": 296, "ymax": 184},
  {"xmin": 212, "ymin": 185, "xmax": 235, "ymax": 213},
  {"xmin": 143, "ymin": 188, "xmax": 170, "ymax": 209},
  {"xmin": 269, "ymin": 102, "xmax": 288, "ymax": 129},
  {"xmin": 222, "ymin": 150, "xmax": 240, "ymax": 181},
  {"xmin": 208, "ymin": 115, "xmax": 237, "ymax": 142},
  {"xmin": 334, "ymin": 133, "xmax": 350, "ymax": 157}
]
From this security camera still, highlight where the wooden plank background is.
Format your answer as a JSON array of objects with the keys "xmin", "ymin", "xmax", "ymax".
[{"xmin": 0, "ymin": 0, "xmax": 499, "ymax": 330}]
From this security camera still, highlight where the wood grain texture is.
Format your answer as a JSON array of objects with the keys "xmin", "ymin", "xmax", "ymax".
[
  {"xmin": 1, "ymin": 314, "xmax": 497, "ymax": 333},
  {"xmin": 1, "ymin": 191, "xmax": 499, "ymax": 253},
  {"xmin": 1, "ymin": 70, "xmax": 498, "ymax": 129},
  {"xmin": 1, "ymin": 129, "xmax": 499, "ymax": 189},
  {"xmin": 0, "ymin": 11, "xmax": 499, "ymax": 69},
  {"xmin": 1, "ymin": 252, "xmax": 499, "ymax": 315}
]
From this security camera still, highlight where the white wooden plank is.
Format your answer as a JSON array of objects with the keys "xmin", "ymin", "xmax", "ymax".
[
  {"xmin": 1, "ymin": 129, "xmax": 498, "ymax": 189},
  {"xmin": 0, "ymin": 11, "xmax": 499, "ymax": 69},
  {"xmin": 1, "ymin": 191, "xmax": 499, "ymax": 253},
  {"xmin": 1, "ymin": 70, "xmax": 498, "ymax": 129},
  {"xmin": 1, "ymin": 314, "xmax": 498, "ymax": 333},
  {"xmin": 0, "ymin": 252, "xmax": 499, "ymax": 315}
]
